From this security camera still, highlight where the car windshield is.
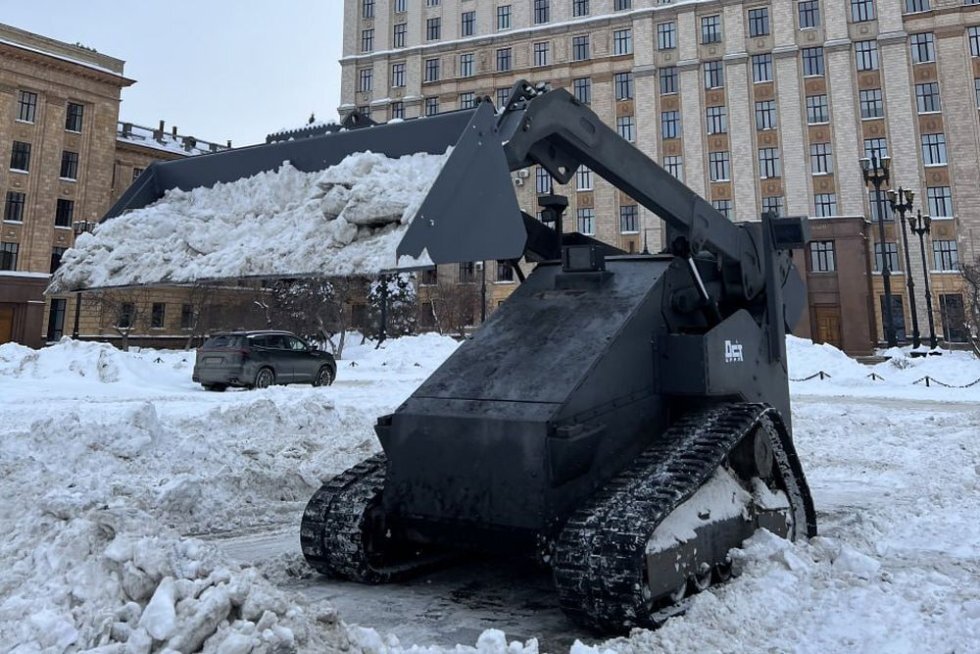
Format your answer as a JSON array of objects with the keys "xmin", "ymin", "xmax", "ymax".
[{"xmin": 202, "ymin": 334, "xmax": 245, "ymax": 350}]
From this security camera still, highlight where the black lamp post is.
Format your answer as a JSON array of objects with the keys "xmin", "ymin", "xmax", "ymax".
[
  {"xmin": 888, "ymin": 187, "xmax": 919, "ymax": 348},
  {"xmin": 909, "ymin": 211, "xmax": 938, "ymax": 350},
  {"xmin": 860, "ymin": 153, "xmax": 897, "ymax": 347}
]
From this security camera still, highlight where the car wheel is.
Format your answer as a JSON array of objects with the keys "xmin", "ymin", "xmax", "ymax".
[
  {"xmin": 313, "ymin": 366, "xmax": 335, "ymax": 387},
  {"xmin": 254, "ymin": 367, "xmax": 275, "ymax": 389}
]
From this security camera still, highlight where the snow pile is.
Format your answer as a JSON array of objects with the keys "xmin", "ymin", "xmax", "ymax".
[
  {"xmin": 348, "ymin": 628, "xmax": 539, "ymax": 654},
  {"xmin": 49, "ymin": 150, "xmax": 450, "ymax": 292}
]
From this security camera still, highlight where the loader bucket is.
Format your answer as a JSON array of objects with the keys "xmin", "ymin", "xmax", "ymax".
[{"xmin": 49, "ymin": 102, "xmax": 529, "ymax": 292}]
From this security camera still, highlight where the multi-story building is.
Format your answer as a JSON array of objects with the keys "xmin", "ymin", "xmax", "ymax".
[
  {"xmin": 339, "ymin": 0, "xmax": 980, "ymax": 354},
  {"xmin": 0, "ymin": 22, "xmax": 230, "ymax": 348}
]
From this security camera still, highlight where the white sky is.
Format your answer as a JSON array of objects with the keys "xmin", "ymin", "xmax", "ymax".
[{"xmin": 3, "ymin": 0, "xmax": 344, "ymax": 147}]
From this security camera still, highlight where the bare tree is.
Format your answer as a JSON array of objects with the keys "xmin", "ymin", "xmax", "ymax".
[
  {"xmin": 961, "ymin": 258, "xmax": 980, "ymax": 357},
  {"xmin": 91, "ymin": 287, "xmax": 151, "ymax": 351},
  {"xmin": 427, "ymin": 281, "xmax": 479, "ymax": 339},
  {"xmin": 264, "ymin": 276, "xmax": 369, "ymax": 359}
]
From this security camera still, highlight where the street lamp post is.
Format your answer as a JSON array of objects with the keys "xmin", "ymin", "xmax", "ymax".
[
  {"xmin": 860, "ymin": 153, "xmax": 897, "ymax": 347},
  {"xmin": 888, "ymin": 187, "xmax": 920, "ymax": 348},
  {"xmin": 909, "ymin": 211, "xmax": 938, "ymax": 350}
]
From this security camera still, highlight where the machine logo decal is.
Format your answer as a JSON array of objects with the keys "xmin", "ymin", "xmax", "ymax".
[{"xmin": 725, "ymin": 340, "xmax": 744, "ymax": 363}]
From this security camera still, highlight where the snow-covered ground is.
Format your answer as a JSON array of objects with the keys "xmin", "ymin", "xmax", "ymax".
[{"xmin": 1, "ymin": 334, "xmax": 978, "ymax": 653}]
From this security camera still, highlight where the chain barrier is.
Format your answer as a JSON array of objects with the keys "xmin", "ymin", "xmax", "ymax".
[
  {"xmin": 789, "ymin": 371, "xmax": 832, "ymax": 382},
  {"xmin": 790, "ymin": 371, "xmax": 980, "ymax": 388},
  {"xmin": 912, "ymin": 375, "xmax": 980, "ymax": 388}
]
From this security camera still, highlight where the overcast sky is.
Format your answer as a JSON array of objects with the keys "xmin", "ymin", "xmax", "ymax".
[{"xmin": 3, "ymin": 0, "xmax": 344, "ymax": 147}]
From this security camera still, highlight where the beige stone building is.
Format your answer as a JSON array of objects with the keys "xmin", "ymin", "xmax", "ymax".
[
  {"xmin": 0, "ymin": 22, "xmax": 230, "ymax": 348},
  {"xmin": 339, "ymin": 0, "xmax": 980, "ymax": 353}
]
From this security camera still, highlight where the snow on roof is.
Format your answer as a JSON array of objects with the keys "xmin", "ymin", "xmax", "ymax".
[
  {"xmin": 117, "ymin": 122, "xmax": 230, "ymax": 157},
  {"xmin": 266, "ymin": 121, "xmax": 341, "ymax": 143},
  {"xmin": 48, "ymin": 150, "xmax": 449, "ymax": 292},
  {"xmin": 0, "ymin": 31, "xmax": 127, "ymax": 79}
]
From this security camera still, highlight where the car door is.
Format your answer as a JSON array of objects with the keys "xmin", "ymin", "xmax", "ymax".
[
  {"xmin": 285, "ymin": 335, "xmax": 319, "ymax": 382},
  {"xmin": 264, "ymin": 334, "xmax": 294, "ymax": 382}
]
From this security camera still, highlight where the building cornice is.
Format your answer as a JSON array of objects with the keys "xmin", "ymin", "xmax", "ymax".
[{"xmin": 0, "ymin": 41, "xmax": 135, "ymax": 89}]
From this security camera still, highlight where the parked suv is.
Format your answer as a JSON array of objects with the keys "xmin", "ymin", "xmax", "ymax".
[{"xmin": 192, "ymin": 330, "xmax": 336, "ymax": 391}]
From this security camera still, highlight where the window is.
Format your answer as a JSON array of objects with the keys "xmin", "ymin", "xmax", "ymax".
[
  {"xmin": 118, "ymin": 303, "xmax": 135, "ymax": 329},
  {"xmin": 461, "ymin": 11, "xmax": 475, "ymax": 36},
  {"xmin": 869, "ymin": 189, "xmax": 890, "ymax": 222},
  {"xmin": 10, "ymin": 142, "xmax": 31, "ymax": 172},
  {"xmin": 755, "ymin": 100, "xmax": 777, "ymax": 130},
  {"xmin": 855, "ymin": 40, "xmax": 879, "ymax": 71},
  {"xmin": 910, "ymin": 33, "xmax": 935, "ymax": 63},
  {"xmin": 394, "ymin": 0, "xmax": 405, "ymax": 12},
  {"xmin": 614, "ymin": 72, "xmax": 634, "ymax": 100},
  {"xmin": 133, "ymin": 167, "xmax": 144, "ymax": 182},
  {"xmin": 712, "ymin": 199, "xmax": 732, "ymax": 218},
  {"xmin": 424, "ymin": 58, "xmax": 440, "ymax": 82},
  {"xmin": 534, "ymin": 42, "xmax": 550, "ymax": 66},
  {"xmin": 496, "ymin": 88, "xmax": 510, "ymax": 108},
  {"xmin": 50, "ymin": 247, "xmax": 66, "ymax": 274},
  {"xmin": 905, "ymin": 0, "xmax": 930, "ymax": 12},
  {"xmin": 536, "ymin": 166, "xmax": 551, "ymax": 194},
  {"xmin": 859, "ymin": 89, "xmax": 883, "ymax": 118},
  {"xmin": 180, "ymin": 304, "xmax": 195, "ymax": 329},
  {"xmin": 864, "ymin": 137, "xmax": 889, "ymax": 161},
  {"xmin": 759, "ymin": 147, "xmax": 781, "ymax": 178},
  {"xmin": 974, "ymin": 78, "xmax": 980, "ymax": 108},
  {"xmin": 874, "ymin": 243, "xmax": 901, "ymax": 272},
  {"xmin": 419, "ymin": 267, "xmax": 438, "ymax": 285},
  {"xmin": 748, "ymin": 8, "xmax": 770, "ymax": 37},
  {"xmin": 391, "ymin": 63, "xmax": 406, "ymax": 87},
  {"xmin": 60, "ymin": 151, "xmax": 79, "ymax": 180},
  {"xmin": 940, "ymin": 294, "xmax": 968, "ymax": 342},
  {"xmin": 497, "ymin": 48, "xmax": 512, "ymax": 71},
  {"xmin": 55, "ymin": 199, "xmax": 74, "ymax": 228},
  {"xmin": 17, "ymin": 90, "xmax": 38, "ymax": 122},
  {"xmin": 459, "ymin": 262, "xmax": 476, "ymax": 284},
  {"xmin": 799, "ymin": 0, "xmax": 820, "ymax": 28},
  {"xmin": 361, "ymin": 29, "xmax": 374, "ymax": 52},
  {"xmin": 614, "ymin": 29, "xmax": 633, "ymax": 55},
  {"xmin": 426, "ymin": 0, "xmax": 439, "ymax": 6},
  {"xmin": 709, "ymin": 151, "xmax": 731, "ymax": 181},
  {"xmin": 5, "ymin": 192, "xmax": 26, "ymax": 222},
  {"xmin": 357, "ymin": 105, "xmax": 372, "ymax": 118},
  {"xmin": 362, "ymin": 0, "xmax": 374, "ymax": 18},
  {"xmin": 701, "ymin": 15, "xmax": 721, "ymax": 44},
  {"xmin": 497, "ymin": 5, "xmax": 511, "ymax": 30},
  {"xmin": 615, "ymin": 0, "xmax": 632, "ymax": 9},
  {"xmin": 657, "ymin": 22, "xmax": 676, "ymax": 50},
  {"xmin": 814, "ymin": 193, "xmax": 838, "ymax": 217},
  {"xmin": 573, "ymin": 0, "xmax": 589, "ymax": 16},
  {"xmin": 660, "ymin": 67, "xmax": 678, "ymax": 94},
  {"xmin": 425, "ymin": 97, "xmax": 440, "ymax": 116},
  {"xmin": 927, "ymin": 186, "xmax": 953, "ymax": 217},
  {"xmin": 390, "ymin": 102, "xmax": 405, "ymax": 120},
  {"xmin": 704, "ymin": 61, "xmax": 724, "ymax": 89},
  {"xmin": 921, "ymin": 133, "xmax": 947, "ymax": 165},
  {"xmin": 459, "ymin": 92, "xmax": 477, "ymax": 109},
  {"xmin": 393, "ymin": 23, "xmax": 406, "ymax": 47},
  {"xmin": 665, "ymin": 156, "xmax": 683, "ymax": 181},
  {"xmin": 65, "ymin": 102, "xmax": 84, "ymax": 132},
  {"xmin": 915, "ymin": 82, "xmax": 941, "ymax": 113},
  {"xmin": 806, "ymin": 94, "xmax": 829, "ymax": 123},
  {"xmin": 851, "ymin": 0, "xmax": 875, "ymax": 22},
  {"xmin": 810, "ymin": 143, "xmax": 833, "ymax": 174},
  {"xmin": 573, "ymin": 35, "xmax": 590, "ymax": 61},
  {"xmin": 576, "ymin": 166, "xmax": 593, "ymax": 190},
  {"xmin": 971, "ymin": 26, "xmax": 980, "ymax": 57},
  {"xmin": 0, "ymin": 242, "xmax": 18, "ymax": 270},
  {"xmin": 151, "ymin": 303, "xmax": 166, "ymax": 329},
  {"xmin": 706, "ymin": 106, "xmax": 728, "ymax": 134},
  {"xmin": 802, "ymin": 47, "xmax": 825, "ymax": 76},
  {"xmin": 534, "ymin": 0, "xmax": 550, "ymax": 24},
  {"xmin": 358, "ymin": 68, "xmax": 373, "ymax": 92},
  {"xmin": 617, "ymin": 115, "xmax": 636, "ymax": 142},
  {"xmin": 762, "ymin": 196, "xmax": 784, "ymax": 217},
  {"xmin": 810, "ymin": 241, "xmax": 836, "ymax": 272},
  {"xmin": 661, "ymin": 111, "xmax": 680, "ymax": 139},
  {"xmin": 577, "ymin": 208, "xmax": 595, "ymax": 235},
  {"xmin": 620, "ymin": 205, "xmax": 638, "ymax": 233},
  {"xmin": 459, "ymin": 53, "xmax": 475, "ymax": 77},
  {"xmin": 426, "ymin": 17, "xmax": 441, "ymax": 41},
  {"xmin": 573, "ymin": 77, "xmax": 592, "ymax": 104},
  {"xmin": 752, "ymin": 54, "xmax": 773, "ymax": 82},
  {"xmin": 497, "ymin": 261, "xmax": 514, "ymax": 282},
  {"xmin": 879, "ymin": 295, "xmax": 907, "ymax": 341}
]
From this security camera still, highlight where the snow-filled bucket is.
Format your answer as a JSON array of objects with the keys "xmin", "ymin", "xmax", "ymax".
[{"xmin": 48, "ymin": 101, "xmax": 528, "ymax": 293}]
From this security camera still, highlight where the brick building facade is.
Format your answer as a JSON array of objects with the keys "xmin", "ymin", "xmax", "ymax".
[{"xmin": 339, "ymin": 0, "xmax": 980, "ymax": 354}]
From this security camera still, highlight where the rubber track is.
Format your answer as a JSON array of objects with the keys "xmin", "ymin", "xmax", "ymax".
[
  {"xmin": 300, "ymin": 453, "xmax": 391, "ymax": 582},
  {"xmin": 552, "ymin": 403, "xmax": 814, "ymax": 632}
]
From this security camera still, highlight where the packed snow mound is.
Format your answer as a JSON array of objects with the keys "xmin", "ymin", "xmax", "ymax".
[{"xmin": 49, "ymin": 150, "xmax": 450, "ymax": 292}]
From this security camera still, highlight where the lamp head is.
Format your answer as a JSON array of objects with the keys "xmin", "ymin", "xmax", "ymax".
[
  {"xmin": 887, "ymin": 189, "xmax": 897, "ymax": 207},
  {"xmin": 905, "ymin": 189, "xmax": 915, "ymax": 207}
]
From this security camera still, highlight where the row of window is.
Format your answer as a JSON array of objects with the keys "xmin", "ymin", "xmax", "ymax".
[
  {"xmin": 4, "ymin": 141, "xmax": 81, "ymax": 179},
  {"xmin": 0, "ymin": 241, "xmax": 68, "ymax": 276},
  {"xmin": 808, "ymin": 237, "xmax": 959, "ymax": 274},
  {"xmin": 418, "ymin": 260, "xmax": 519, "ymax": 285},
  {"xmin": 361, "ymin": 0, "xmax": 633, "ymax": 28},
  {"xmin": 4, "ymin": 191, "xmax": 76, "ymax": 227},
  {"xmin": 13, "ymin": 90, "xmax": 85, "ymax": 131}
]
